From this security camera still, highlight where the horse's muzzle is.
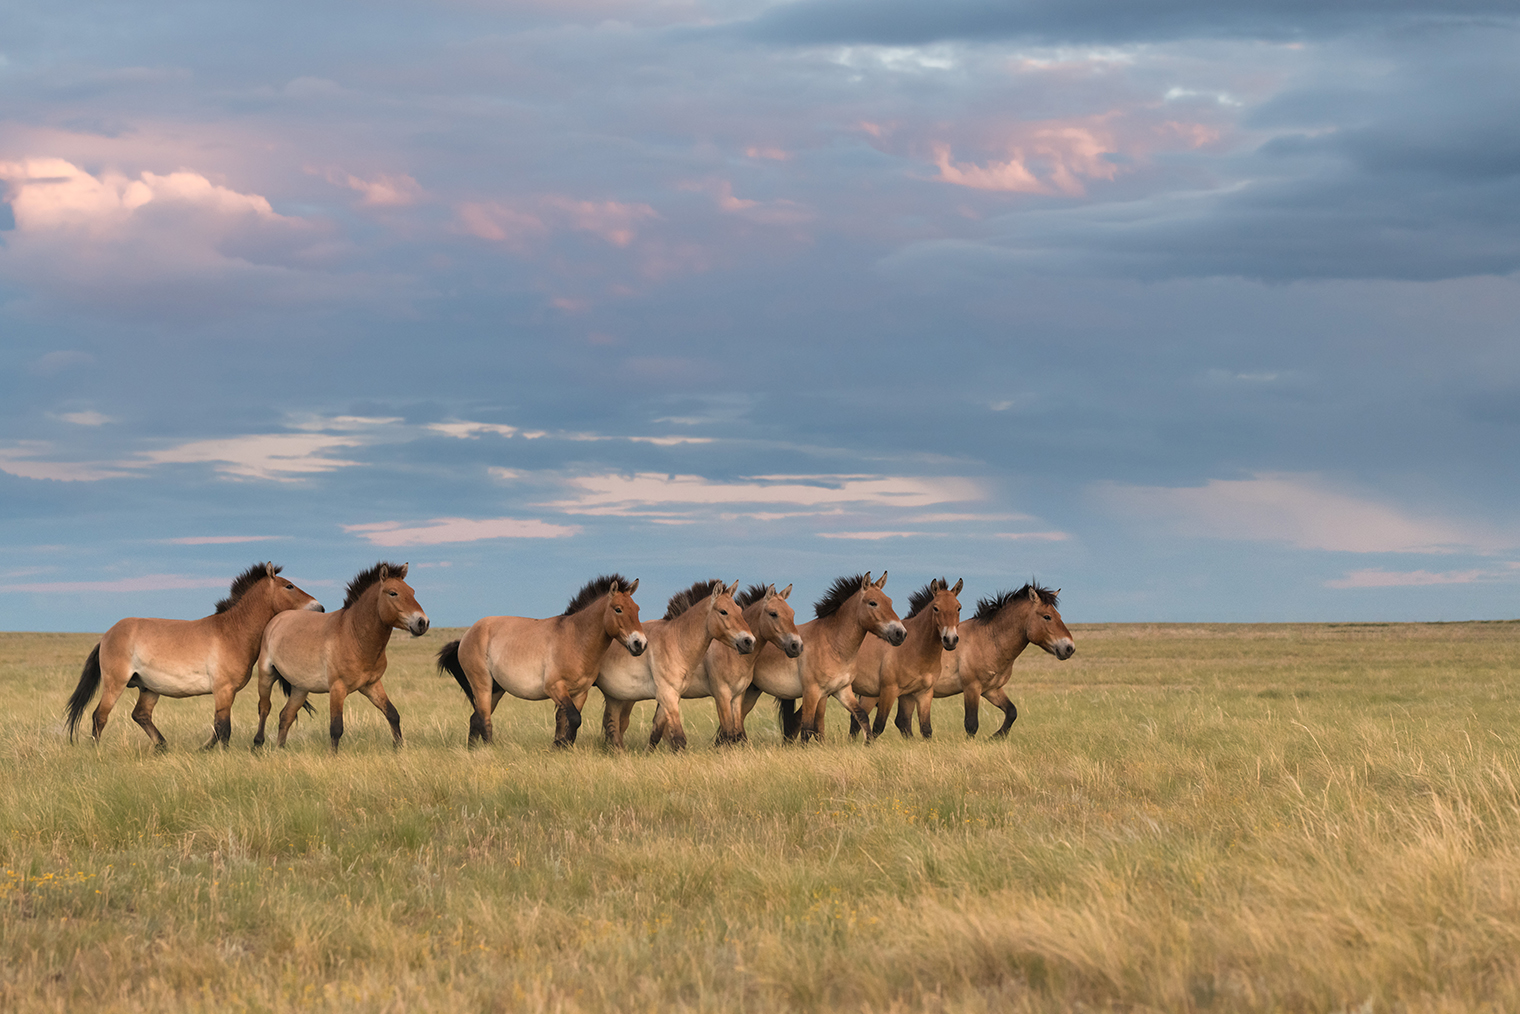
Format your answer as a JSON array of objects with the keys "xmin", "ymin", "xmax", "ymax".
[
  {"xmin": 883, "ymin": 623, "xmax": 907, "ymax": 647},
  {"xmin": 783, "ymin": 636, "xmax": 803, "ymax": 659},
  {"xmin": 734, "ymin": 634, "xmax": 756, "ymax": 655},
  {"xmin": 1053, "ymin": 640, "xmax": 1075, "ymax": 660},
  {"xmin": 409, "ymin": 617, "xmax": 430, "ymax": 636}
]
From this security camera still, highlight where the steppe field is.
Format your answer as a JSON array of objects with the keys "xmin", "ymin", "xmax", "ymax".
[{"xmin": 5, "ymin": 621, "xmax": 1520, "ymax": 1013}]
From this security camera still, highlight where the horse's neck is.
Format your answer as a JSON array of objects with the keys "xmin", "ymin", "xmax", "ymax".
[
  {"xmin": 813, "ymin": 603, "xmax": 869, "ymax": 662},
  {"xmin": 743, "ymin": 601, "xmax": 774, "ymax": 671},
  {"xmin": 665, "ymin": 599, "xmax": 714, "ymax": 670},
  {"xmin": 981, "ymin": 605, "xmax": 1030, "ymax": 669},
  {"xmin": 562, "ymin": 601, "xmax": 614, "ymax": 675},
  {"xmin": 344, "ymin": 589, "xmax": 394, "ymax": 662},
  {"xmin": 214, "ymin": 581, "xmax": 275, "ymax": 653},
  {"xmin": 899, "ymin": 609, "xmax": 942, "ymax": 667}
]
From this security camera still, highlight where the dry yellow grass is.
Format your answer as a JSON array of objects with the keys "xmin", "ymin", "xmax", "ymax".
[{"xmin": 4, "ymin": 620, "xmax": 1520, "ymax": 1012}]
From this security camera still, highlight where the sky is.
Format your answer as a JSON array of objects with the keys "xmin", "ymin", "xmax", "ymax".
[{"xmin": 2, "ymin": 0, "xmax": 1518, "ymax": 630}]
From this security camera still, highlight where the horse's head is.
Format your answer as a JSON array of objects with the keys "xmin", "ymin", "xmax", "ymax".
[
  {"xmin": 924, "ymin": 577, "xmax": 963, "ymax": 651},
  {"xmin": 1020, "ymin": 585, "xmax": 1074, "ymax": 660},
  {"xmin": 264, "ymin": 562, "xmax": 324, "ymax": 613},
  {"xmin": 752, "ymin": 583, "xmax": 803, "ymax": 658},
  {"xmin": 851, "ymin": 571, "xmax": 906, "ymax": 646},
  {"xmin": 603, "ymin": 577, "xmax": 647, "ymax": 656},
  {"xmin": 707, "ymin": 579, "xmax": 756, "ymax": 654},
  {"xmin": 375, "ymin": 563, "xmax": 429, "ymax": 637}
]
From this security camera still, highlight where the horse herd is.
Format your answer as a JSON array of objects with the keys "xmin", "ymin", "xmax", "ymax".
[{"xmin": 62, "ymin": 560, "xmax": 1076, "ymax": 752}]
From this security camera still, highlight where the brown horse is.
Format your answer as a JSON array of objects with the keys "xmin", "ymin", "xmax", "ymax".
[
  {"xmin": 931, "ymin": 582, "xmax": 1074, "ymax": 737},
  {"xmin": 64, "ymin": 562, "xmax": 322, "ymax": 750},
  {"xmin": 744, "ymin": 572, "xmax": 905, "ymax": 743},
  {"xmin": 596, "ymin": 579, "xmax": 755, "ymax": 751},
  {"xmin": 436, "ymin": 575, "xmax": 646, "ymax": 748},
  {"xmin": 251, "ymin": 561, "xmax": 429, "ymax": 751},
  {"xmin": 851, "ymin": 577, "xmax": 962, "ymax": 739},
  {"xmin": 690, "ymin": 583, "xmax": 803, "ymax": 745}
]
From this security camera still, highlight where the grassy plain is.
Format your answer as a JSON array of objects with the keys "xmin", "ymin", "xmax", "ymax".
[{"xmin": 4, "ymin": 621, "xmax": 1520, "ymax": 1012}]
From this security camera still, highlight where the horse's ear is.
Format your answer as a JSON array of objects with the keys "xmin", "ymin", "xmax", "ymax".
[
  {"xmin": 1027, "ymin": 585, "xmax": 1041, "ymax": 602},
  {"xmin": 1054, "ymin": 588, "xmax": 1061, "ymax": 598},
  {"xmin": 608, "ymin": 578, "xmax": 621, "ymax": 593},
  {"xmin": 726, "ymin": 579, "xmax": 739, "ymax": 597},
  {"xmin": 952, "ymin": 578, "xmax": 964, "ymax": 596},
  {"xmin": 379, "ymin": 563, "xmax": 390, "ymax": 580},
  {"xmin": 264, "ymin": 561, "xmax": 277, "ymax": 577},
  {"xmin": 778, "ymin": 583, "xmax": 792, "ymax": 600},
  {"xmin": 859, "ymin": 573, "xmax": 872, "ymax": 590},
  {"xmin": 396, "ymin": 563, "xmax": 409, "ymax": 579},
  {"xmin": 627, "ymin": 578, "xmax": 639, "ymax": 595},
  {"xmin": 875, "ymin": 571, "xmax": 888, "ymax": 588}
]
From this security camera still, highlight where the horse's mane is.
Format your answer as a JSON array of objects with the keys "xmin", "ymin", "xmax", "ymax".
[
  {"xmin": 564, "ymin": 574, "xmax": 633, "ymax": 616},
  {"xmin": 215, "ymin": 562, "xmax": 278, "ymax": 614},
  {"xmin": 344, "ymin": 561, "xmax": 404, "ymax": 610},
  {"xmin": 905, "ymin": 579, "xmax": 948, "ymax": 620},
  {"xmin": 814, "ymin": 574, "xmax": 869, "ymax": 619},
  {"xmin": 737, "ymin": 583, "xmax": 772, "ymax": 608},
  {"xmin": 664, "ymin": 579, "xmax": 723, "ymax": 620},
  {"xmin": 974, "ymin": 582, "xmax": 1058, "ymax": 623}
]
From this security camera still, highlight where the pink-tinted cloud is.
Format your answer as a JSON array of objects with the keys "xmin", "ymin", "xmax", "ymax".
[
  {"xmin": 456, "ymin": 194, "xmax": 656, "ymax": 250},
  {"xmin": 0, "ymin": 442, "xmax": 137, "ymax": 482},
  {"xmin": 136, "ymin": 433, "xmax": 365, "ymax": 481},
  {"xmin": 545, "ymin": 472, "xmax": 981, "ymax": 515},
  {"xmin": 160, "ymin": 535, "xmax": 282, "ymax": 545},
  {"xmin": 325, "ymin": 169, "xmax": 426, "ymax": 207},
  {"xmin": 343, "ymin": 517, "xmax": 581, "ymax": 546},
  {"xmin": 817, "ymin": 531, "xmax": 939, "ymax": 540}
]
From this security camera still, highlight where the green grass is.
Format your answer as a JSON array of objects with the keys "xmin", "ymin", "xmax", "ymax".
[{"xmin": 5, "ymin": 621, "xmax": 1520, "ymax": 1012}]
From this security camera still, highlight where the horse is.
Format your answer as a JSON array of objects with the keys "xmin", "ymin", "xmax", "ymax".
[
  {"xmin": 436, "ymin": 575, "xmax": 646, "ymax": 749},
  {"xmin": 931, "ymin": 582, "xmax": 1074, "ymax": 737},
  {"xmin": 689, "ymin": 583, "xmax": 803, "ymax": 745},
  {"xmin": 851, "ymin": 577, "xmax": 962, "ymax": 740},
  {"xmin": 743, "ymin": 572, "xmax": 906, "ymax": 743},
  {"xmin": 251, "ymin": 561, "xmax": 429, "ymax": 751},
  {"xmin": 595, "ymin": 579, "xmax": 755, "ymax": 751},
  {"xmin": 63, "ymin": 562, "xmax": 322, "ymax": 750}
]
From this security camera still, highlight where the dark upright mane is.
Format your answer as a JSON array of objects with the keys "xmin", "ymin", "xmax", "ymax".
[
  {"xmin": 215, "ymin": 562, "xmax": 278, "ymax": 614},
  {"xmin": 906, "ymin": 579, "xmax": 947, "ymax": 620},
  {"xmin": 344, "ymin": 561, "xmax": 404, "ymax": 610},
  {"xmin": 564, "ymin": 574, "xmax": 633, "ymax": 615},
  {"xmin": 737, "ymin": 583, "xmax": 772, "ymax": 608},
  {"xmin": 814, "ymin": 574, "xmax": 869, "ymax": 619},
  {"xmin": 974, "ymin": 582, "xmax": 1059, "ymax": 623},
  {"xmin": 664, "ymin": 579, "xmax": 723, "ymax": 620}
]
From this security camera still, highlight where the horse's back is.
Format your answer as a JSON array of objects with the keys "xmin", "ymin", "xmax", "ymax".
[{"xmin": 98, "ymin": 615, "xmax": 225, "ymax": 697}]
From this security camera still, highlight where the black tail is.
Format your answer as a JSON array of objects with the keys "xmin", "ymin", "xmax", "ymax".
[
  {"xmin": 65, "ymin": 644, "xmax": 102, "ymax": 742},
  {"xmin": 777, "ymin": 697, "xmax": 802, "ymax": 742},
  {"xmin": 273, "ymin": 669, "xmax": 316, "ymax": 716},
  {"xmin": 436, "ymin": 640, "xmax": 473, "ymax": 700}
]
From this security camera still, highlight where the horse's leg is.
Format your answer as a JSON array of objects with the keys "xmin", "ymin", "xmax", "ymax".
[
  {"xmin": 618, "ymin": 699, "xmax": 636, "ymax": 748},
  {"xmin": 652, "ymin": 690, "xmax": 686, "ymax": 752},
  {"xmin": 201, "ymin": 678, "xmax": 237, "ymax": 751},
  {"xmin": 849, "ymin": 694, "xmax": 872, "ymax": 740},
  {"xmin": 275, "ymin": 689, "xmax": 309, "ymax": 747},
  {"xmin": 130, "ymin": 690, "xmax": 168, "ymax": 751},
  {"xmin": 328, "ymin": 683, "xmax": 350, "ymax": 752},
  {"xmin": 962, "ymin": 684, "xmax": 983, "ymax": 738},
  {"xmin": 712, "ymin": 685, "xmax": 740, "ymax": 745},
  {"xmin": 984, "ymin": 686, "xmax": 1019, "ymax": 737},
  {"xmin": 874, "ymin": 683, "xmax": 902, "ymax": 739},
  {"xmin": 547, "ymin": 683, "xmax": 581, "ymax": 749},
  {"xmin": 833, "ymin": 685, "xmax": 874, "ymax": 744},
  {"xmin": 253, "ymin": 661, "xmax": 276, "ymax": 749},
  {"xmin": 915, "ymin": 690, "xmax": 934, "ymax": 740},
  {"xmin": 798, "ymin": 685, "xmax": 826, "ymax": 743},
  {"xmin": 648, "ymin": 701, "xmax": 665, "ymax": 749},
  {"xmin": 600, "ymin": 696, "xmax": 619, "ymax": 747},
  {"xmin": 893, "ymin": 692, "xmax": 915, "ymax": 739},
  {"xmin": 359, "ymin": 681, "xmax": 403, "ymax": 748},
  {"xmin": 90, "ymin": 652, "xmax": 132, "ymax": 743}
]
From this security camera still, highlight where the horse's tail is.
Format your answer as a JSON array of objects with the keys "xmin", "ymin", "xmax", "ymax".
[
  {"xmin": 777, "ymin": 696, "xmax": 802, "ymax": 742},
  {"xmin": 65, "ymin": 644, "xmax": 102, "ymax": 742},
  {"xmin": 272, "ymin": 670, "xmax": 315, "ymax": 716},
  {"xmin": 436, "ymin": 640, "xmax": 473, "ymax": 700}
]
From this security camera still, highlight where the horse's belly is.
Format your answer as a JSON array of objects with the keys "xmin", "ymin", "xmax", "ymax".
[
  {"xmin": 134, "ymin": 663, "xmax": 214, "ymax": 699},
  {"xmin": 279, "ymin": 667, "xmax": 332, "ymax": 694},
  {"xmin": 751, "ymin": 657, "xmax": 804, "ymax": 700},
  {"xmin": 597, "ymin": 658, "xmax": 656, "ymax": 702},
  {"xmin": 680, "ymin": 667, "xmax": 713, "ymax": 699}
]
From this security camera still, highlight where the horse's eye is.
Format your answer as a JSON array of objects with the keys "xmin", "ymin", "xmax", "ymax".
[
  {"xmin": 285, "ymin": 583, "xmax": 294, "ymax": 589},
  {"xmin": 769, "ymin": 611, "xmax": 778, "ymax": 618},
  {"xmin": 1043, "ymin": 614, "xmax": 1052, "ymax": 621},
  {"xmin": 720, "ymin": 608, "xmax": 728, "ymax": 616},
  {"xmin": 868, "ymin": 601, "xmax": 878, "ymax": 608},
  {"xmin": 933, "ymin": 606, "xmax": 939, "ymax": 612},
  {"xmin": 388, "ymin": 590, "xmax": 398, "ymax": 597},
  {"xmin": 614, "ymin": 606, "xmax": 623, "ymax": 613}
]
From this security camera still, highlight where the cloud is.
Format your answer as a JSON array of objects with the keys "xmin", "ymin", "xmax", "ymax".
[
  {"xmin": 456, "ymin": 195, "xmax": 658, "ymax": 251},
  {"xmin": 55, "ymin": 411, "xmax": 113, "ymax": 426},
  {"xmin": 135, "ymin": 433, "xmax": 365, "ymax": 481},
  {"xmin": 0, "ymin": 573, "xmax": 231, "ymax": 595},
  {"xmin": 322, "ymin": 168, "xmax": 426, "ymax": 207},
  {"xmin": 343, "ymin": 517, "xmax": 581, "ymax": 546},
  {"xmin": 1094, "ymin": 473, "xmax": 1498, "ymax": 553},
  {"xmin": 544, "ymin": 472, "xmax": 983, "ymax": 516},
  {"xmin": 817, "ymin": 530, "xmax": 938, "ymax": 539},
  {"xmin": 428, "ymin": 421, "xmax": 520, "ymax": 439},
  {"xmin": 993, "ymin": 531, "xmax": 1071, "ymax": 541},
  {"xmin": 1325, "ymin": 568, "xmax": 1494, "ymax": 589},
  {"xmin": 0, "ymin": 443, "xmax": 136, "ymax": 482}
]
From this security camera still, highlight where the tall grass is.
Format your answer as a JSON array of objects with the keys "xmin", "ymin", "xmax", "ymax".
[{"xmin": 3, "ymin": 621, "xmax": 1520, "ymax": 1011}]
